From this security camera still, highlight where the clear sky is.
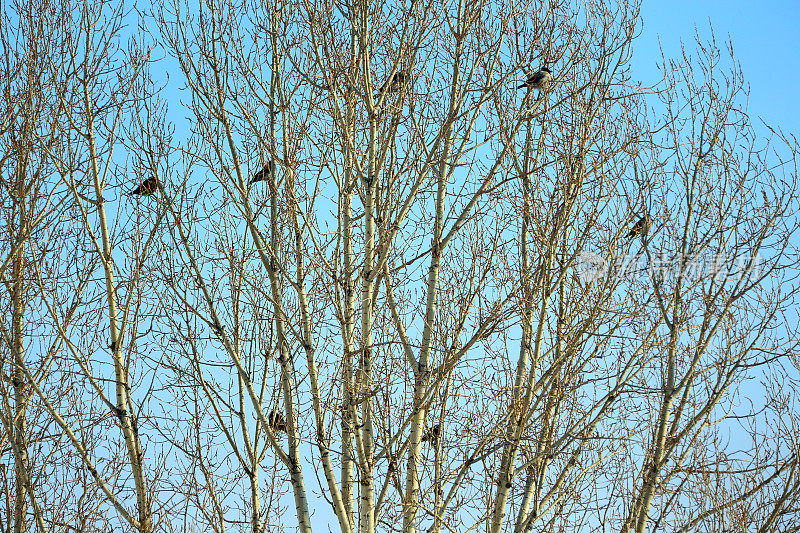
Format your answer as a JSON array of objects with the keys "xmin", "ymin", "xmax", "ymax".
[
  {"xmin": 635, "ymin": 0, "xmax": 800, "ymax": 135},
  {"xmin": 118, "ymin": 2, "xmax": 798, "ymax": 529}
]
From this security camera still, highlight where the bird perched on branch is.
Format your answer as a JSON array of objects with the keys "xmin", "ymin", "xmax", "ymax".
[
  {"xmin": 518, "ymin": 67, "xmax": 552, "ymax": 91},
  {"xmin": 627, "ymin": 214, "xmax": 652, "ymax": 239},
  {"xmin": 421, "ymin": 424, "xmax": 440, "ymax": 444},
  {"xmin": 249, "ymin": 161, "xmax": 274, "ymax": 185},
  {"xmin": 130, "ymin": 176, "xmax": 159, "ymax": 196},
  {"xmin": 379, "ymin": 70, "xmax": 407, "ymax": 94},
  {"xmin": 210, "ymin": 321, "xmax": 225, "ymax": 337},
  {"xmin": 269, "ymin": 410, "xmax": 286, "ymax": 432}
]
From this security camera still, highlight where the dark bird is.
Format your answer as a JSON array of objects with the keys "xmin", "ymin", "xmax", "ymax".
[
  {"xmin": 249, "ymin": 161, "xmax": 274, "ymax": 185},
  {"xmin": 380, "ymin": 70, "xmax": 407, "ymax": 94},
  {"xmin": 421, "ymin": 424, "xmax": 440, "ymax": 443},
  {"xmin": 130, "ymin": 176, "xmax": 159, "ymax": 196},
  {"xmin": 210, "ymin": 321, "xmax": 225, "ymax": 337},
  {"xmin": 627, "ymin": 214, "xmax": 652, "ymax": 239},
  {"xmin": 518, "ymin": 68, "xmax": 552, "ymax": 91},
  {"xmin": 269, "ymin": 410, "xmax": 286, "ymax": 432}
]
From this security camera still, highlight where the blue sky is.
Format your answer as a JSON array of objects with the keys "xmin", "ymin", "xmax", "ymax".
[
  {"xmin": 635, "ymin": 0, "xmax": 800, "ymax": 135},
  {"xmin": 103, "ymin": 2, "xmax": 798, "ymax": 529}
]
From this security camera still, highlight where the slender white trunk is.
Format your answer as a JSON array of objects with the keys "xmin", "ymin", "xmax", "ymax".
[
  {"xmin": 340, "ymin": 31, "xmax": 359, "ymax": 526},
  {"xmin": 12, "ymin": 155, "xmax": 29, "ymax": 533},
  {"xmin": 84, "ymin": 86, "xmax": 151, "ymax": 531}
]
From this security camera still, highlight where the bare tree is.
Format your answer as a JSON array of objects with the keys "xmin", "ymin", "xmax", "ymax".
[
  {"xmin": 149, "ymin": 0, "xmax": 800, "ymax": 531},
  {"xmin": 1, "ymin": 0, "xmax": 164, "ymax": 530},
  {"xmin": 2, "ymin": 0, "xmax": 800, "ymax": 532},
  {"xmin": 0, "ymin": 1, "xmax": 85, "ymax": 530}
]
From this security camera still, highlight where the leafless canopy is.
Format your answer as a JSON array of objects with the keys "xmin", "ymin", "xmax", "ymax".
[{"xmin": 1, "ymin": 0, "xmax": 800, "ymax": 532}]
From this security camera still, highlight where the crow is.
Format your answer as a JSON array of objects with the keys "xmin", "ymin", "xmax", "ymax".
[
  {"xmin": 421, "ymin": 424, "xmax": 440, "ymax": 443},
  {"xmin": 518, "ymin": 67, "xmax": 552, "ymax": 91},
  {"xmin": 380, "ymin": 70, "xmax": 407, "ymax": 94},
  {"xmin": 249, "ymin": 161, "xmax": 274, "ymax": 185},
  {"xmin": 269, "ymin": 410, "xmax": 287, "ymax": 432},
  {"xmin": 627, "ymin": 215, "xmax": 652, "ymax": 239},
  {"xmin": 130, "ymin": 176, "xmax": 159, "ymax": 196}
]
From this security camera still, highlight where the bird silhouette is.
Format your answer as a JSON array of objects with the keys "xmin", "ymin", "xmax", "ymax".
[
  {"xmin": 269, "ymin": 409, "xmax": 286, "ymax": 432},
  {"xmin": 380, "ymin": 70, "xmax": 407, "ymax": 94},
  {"xmin": 518, "ymin": 68, "xmax": 552, "ymax": 91},
  {"xmin": 130, "ymin": 177, "xmax": 159, "ymax": 196},
  {"xmin": 421, "ymin": 424, "xmax": 440, "ymax": 443},
  {"xmin": 627, "ymin": 215, "xmax": 652, "ymax": 239},
  {"xmin": 249, "ymin": 161, "xmax": 274, "ymax": 185}
]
